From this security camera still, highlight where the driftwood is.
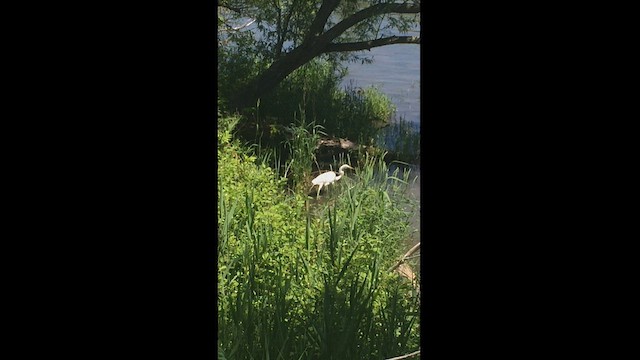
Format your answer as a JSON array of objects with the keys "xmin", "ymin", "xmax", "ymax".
[
  {"xmin": 316, "ymin": 137, "xmax": 357, "ymax": 151},
  {"xmin": 389, "ymin": 242, "xmax": 420, "ymax": 293},
  {"xmin": 389, "ymin": 242, "xmax": 420, "ymax": 272},
  {"xmin": 385, "ymin": 349, "xmax": 421, "ymax": 360},
  {"xmin": 314, "ymin": 137, "xmax": 359, "ymax": 168}
]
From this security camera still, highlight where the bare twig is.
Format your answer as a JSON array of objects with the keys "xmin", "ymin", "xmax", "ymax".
[
  {"xmin": 232, "ymin": 18, "xmax": 256, "ymax": 30},
  {"xmin": 385, "ymin": 349, "xmax": 421, "ymax": 360}
]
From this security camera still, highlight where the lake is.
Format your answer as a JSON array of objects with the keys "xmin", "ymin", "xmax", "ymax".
[
  {"xmin": 341, "ymin": 43, "xmax": 421, "ymax": 126},
  {"xmin": 339, "ymin": 24, "xmax": 421, "ymax": 164}
]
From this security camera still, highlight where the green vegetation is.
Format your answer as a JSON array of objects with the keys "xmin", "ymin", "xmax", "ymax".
[
  {"xmin": 334, "ymin": 83, "xmax": 396, "ymax": 145},
  {"xmin": 218, "ymin": 2, "xmax": 421, "ymax": 358},
  {"xmin": 220, "ymin": 57, "xmax": 399, "ymax": 153},
  {"xmin": 218, "ymin": 115, "xmax": 419, "ymax": 359}
]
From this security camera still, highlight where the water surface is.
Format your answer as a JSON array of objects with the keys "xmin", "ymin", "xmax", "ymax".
[{"xmin": 341, "ymin": 43, "xmax": 420, "ymax": 126}]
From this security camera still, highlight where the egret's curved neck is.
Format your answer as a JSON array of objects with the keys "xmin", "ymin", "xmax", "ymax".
[{"xmin": 341, "ymin": 165, "xmax": 350, "ymax": 174}]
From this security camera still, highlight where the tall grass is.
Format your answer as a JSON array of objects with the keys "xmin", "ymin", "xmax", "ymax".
[
  {"xmin": 283, "ymin": 109, "xmax": 325, "ymax": 192},
  {"xmin": 218, "ymin": 111, "xmax": 420, "ymax": 359},
  {"xmin": 218, "ymin": 195, "xmax": 419, "ymax": 359}
]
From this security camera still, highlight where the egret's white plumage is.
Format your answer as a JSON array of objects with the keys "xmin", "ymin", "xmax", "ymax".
[{"xmin": 309, "ymin": 164, "xmax": 354, "ymax": 197}]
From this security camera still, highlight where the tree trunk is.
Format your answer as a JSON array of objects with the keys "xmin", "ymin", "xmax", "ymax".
[{"xmin": 232, "ymin": 44, "xmax": 319, "ymax": 111}]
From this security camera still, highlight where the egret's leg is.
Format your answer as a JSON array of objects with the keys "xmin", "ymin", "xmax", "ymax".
[{"xmin": 317, "ymin": 183, "xmax": 323, "ymax": 197}]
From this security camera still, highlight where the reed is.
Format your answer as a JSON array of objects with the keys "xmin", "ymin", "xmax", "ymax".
[{"xmin": 283, "ymin": 108, "xmax": 325, "ymax": 192}]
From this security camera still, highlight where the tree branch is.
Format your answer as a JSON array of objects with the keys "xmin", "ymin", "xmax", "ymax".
[
  {"xmin": 218, "ymin": 2, "xmax": 246, "ymax": 15},
  {"xmin": 319, "ymin": 2, "xmax": 420, "ymax": 45},
  {"xmin": 275, "ymin": 0, "xmax": 300, "ymax": 58},
  {"xmin": 324, "ymin": 35, "xmax": 420, "ymax": 53},
  {"xmin": 304, "ymin": 0, "xmax": 342, "ymax": 42}
]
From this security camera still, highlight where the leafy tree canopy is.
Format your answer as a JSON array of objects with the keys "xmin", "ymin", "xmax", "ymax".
[{"xmin": 218, "ymin": 0, "xmax": 420, "ymax": 110}]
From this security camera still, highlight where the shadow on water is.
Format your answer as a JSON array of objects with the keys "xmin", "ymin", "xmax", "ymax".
[
  {"xmin": 387, "ymin": 162, "xmax": 420, "ymax": 274},
  {"xmin": 379, "ymin": 118, "xmax": 420, "ymax": 275},
  {"xmin": 376, "ymin": 116, "xmax": 420, "ymax": 164}
]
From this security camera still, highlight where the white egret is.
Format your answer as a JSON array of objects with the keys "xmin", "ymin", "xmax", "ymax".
[{"xmin": 309, "ymin": 164, "xmax": 354, "ymax": 197}]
